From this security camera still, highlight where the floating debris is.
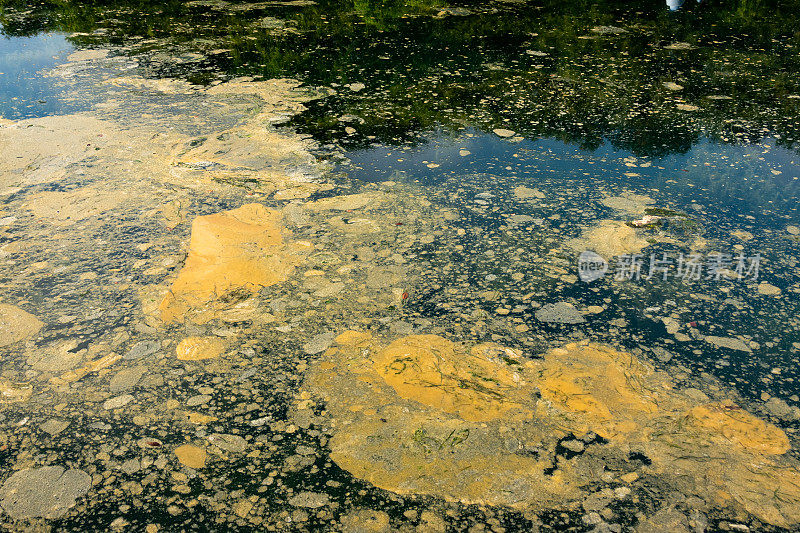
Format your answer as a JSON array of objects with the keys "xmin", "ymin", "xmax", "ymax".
[
  {"xmin": 0, "ymin": 466, "xmax": 90, "ymax": 519},
  {"xmin": 0, "ymin": 304, "xmax": 43, "ymax": 348},
  {"xmin": 568, "ymin": 220, "xmax": 649, "ymax": 259},
  {"xmin": 492, "ymin": 128, "xmax": 516, "ymax": 138},
  {"xmin": 174, "ymin": 444, "xmax": 207, "ymax": 468},
  {"xmin": 175, "ymin": 336, "xmax": 226, "ymax": 360},
  {"xmin": 629, "ymin": 214, "xmax": 661, "ymax": 227},
  {"xmin": 535, "ymin": 302, "xmax": 586, "ymax": 324}
]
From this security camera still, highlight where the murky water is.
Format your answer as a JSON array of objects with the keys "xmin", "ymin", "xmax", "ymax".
[{"xmin": 1, "ymin": 0, "xmax": 800, "ymax": 531}]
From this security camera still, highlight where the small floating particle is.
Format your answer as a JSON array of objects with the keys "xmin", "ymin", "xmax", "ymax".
[
  {"xmin": 174, "ymin": 444, "xmax": 206, "ymax": 468},
  {"xmin": 664, "ymin": 42, "xmax": 694, "ymax": 50},
  {"xmin": 757, "ymin": 282, "xmax": 781, "ymax": 296},
  {"xmin": 103, "ymin": 394, "xmax": 134, "ymax": 410},
  {"xmin": 176, "ymin": 336, "xmax": 225, "ymax": 361},
  {"xmin": 138, "ymin": 438, "xmax": 163, "ymax": 449},
  {"xmin": 492, "ymin": 128, "xmax": 516, "ymax": 138}
]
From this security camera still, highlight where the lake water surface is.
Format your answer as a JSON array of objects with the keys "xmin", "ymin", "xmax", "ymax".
[{"xmin": 1, "ymin": 0, "xmax": 800, "ymax": 531}]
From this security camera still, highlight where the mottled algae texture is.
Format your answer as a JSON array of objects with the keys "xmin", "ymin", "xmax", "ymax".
[
  {"xmin": 567, "ymin": 220, "xmax": 648, "ymax": 259},
  {"xmin": 0, "ymin": 304, "xmax": 43, "ymax": 348},
  {"xmin": 298, "ymin": 333, "xmax": 800, "ymax": 528},
  {"xmin": 0, "ymin": 466, "xmax": 90, "ymax": 519},
  {"xmin": 175, "ymin": 336, "xmax": 226, "ymax": 361}
]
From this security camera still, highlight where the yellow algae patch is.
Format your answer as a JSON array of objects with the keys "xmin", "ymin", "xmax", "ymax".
[
  {"xmin": 538, "ymin": 343, "xmax": 667, "ymax": 438},
  {"xmin": 301, "ymin": 332, "xmax": 583, "ymax": 509},
  {"xmin": 298, "ymin": 332, "xmax": 800, "ymax": 526},
  {"xmin": 176, "ymin": 336, "xmax": 225, "ymax": 361},
  {"xmin": 373, "ymin": 335, "xmax": 538, "ymax": 422},
  {"xmin": 204, "ymin": 78, "xmax": 309, "ymax": 107},
  {"xmin": 216, "ymin": 299, "xmax": 274, "ymax": 324},
  {"xmin": 0, "ymin": 379, "xmax": 33, "ymax": 403},
  {"xmin": 174, "ymin": 445, "xmax": 207, "ymax": 468},
  {"xmin": 233, "ymin": 499, "xmax": 254, "ymax": 519},
  {"xmin": 159, "ymin": 203, "xmax": 298, "ymax": 323},
  {"xmin": 305, "ymin": 192, "xmax": 384, "ymax": 211},
  {"xmin": 327, "ymin": 413, "xmax": 581, "ymax": 509},
  {"xmin": 567, "ymin": 220, "xmax": 649, "ymax": 259},
  {"xmin": 105, "ymin": 76, "xmax": 197, "ymax": 95},
  {"xmin": 335, "ymin": 330, "xmax": 373, "ymax": 347},
  {"xmin": 28, "ymin": 339, "xmax": 85, "ymax": 373},
  {"xmin": 684, "ymin": 401, "xmax": 790, "ymax": 455},
  {"xmin": 172, "ymin": 127, "xmax": 315, "ymax": 187},
  {"xmin": 599, "ymin": 192, "xmax": 655, "ymax": 214},
  {"xmin": 326, "ymin": 216, "xmax": 382, "ymax": 234},
  {"xmin": 50, "ymin": 352, "xmax": 122, "ymax": 385},
  {"xmin": 274, "ymin": 185, "xmax": 321, "ymax": 200},
  {"xmin": 170, "ymin": 79, "xmax": 321, "ymax": 189},
  {"xmin": 722, "ymin": 463, "xmax": 800, "ymax": 528},
  {"xmin": 0, "ymin": 115, "xmax": 123, "ymax": 183},
  {"xmin": 24, "ymin": 188, "xmax": 128, "ymax": 226},
  {"xmin": 0, "ymin": 304, "xmax": 43, "ymax": 348},
  {"xmin": 160, "ymin": 199, "xmax": 188, "ymax": 229}
]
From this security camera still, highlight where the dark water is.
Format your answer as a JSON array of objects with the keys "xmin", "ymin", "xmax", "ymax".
[
  {"xmin": 5, "ymin": 0, "xmax": 799, "ymax": 203},
  {"xmin": 2, "ymin": 0, "xmax": 800, "ymax": 531}
]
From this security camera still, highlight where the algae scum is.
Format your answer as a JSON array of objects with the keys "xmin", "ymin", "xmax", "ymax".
[{"xmin": 1, "ymin": 0, "xmax": 800, "ymax": 531}]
